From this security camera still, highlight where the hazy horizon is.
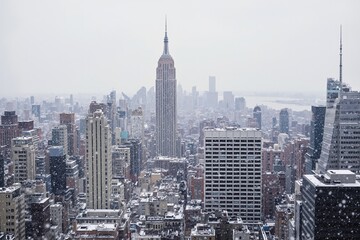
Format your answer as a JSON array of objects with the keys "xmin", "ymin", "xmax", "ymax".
[{"xmin": 1, "ymin": 0, "xmax": 360, "ymax": 97}]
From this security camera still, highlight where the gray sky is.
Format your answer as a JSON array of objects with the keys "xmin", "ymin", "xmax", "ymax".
[{"xmin": 0, "ymin": 0, "xmax": 359, "ymax": 97}]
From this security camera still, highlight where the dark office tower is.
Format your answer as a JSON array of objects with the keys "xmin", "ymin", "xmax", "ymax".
[
  {"xmin": 300, "ymin": 170, "xmax": 360, "ymax": 240},
  {"xmin": 305, "ymin": 106, "xmax": 326, "ymax": 174},
  {"xmin": 0, "ymin": 111, "xmax": 19, "ymax": 148},
  {"xmin": 121, "ymin": 139, "xmax": 142, "ymax": 182},
  {"xmin": 30, "ymin": 197, "xmax": 51, "ymax": 239},
  {"xmin": 253, "ymin": 106, "xmax": 262, "ymax": 129},
  {"xmin": 156, "ymin": 20, "xmax": 177, "ymax": 157},
  {"xmin": 30, "ymin": 96, "xmax": 35, "ymax": 105},
  {"xmin": 60, "ymin": 113, "xmax": 77, "ymax": 156},
  {"xmin": 49, "ymin": 146, "xmax": 67, "ymax": 195},
  {"xmin": 279, "ymin": 108, "xmax": 289, "ymax": 134},
  {"xmin": 31, "ymin": 104, "xmax": 41, "ymax": 120}
]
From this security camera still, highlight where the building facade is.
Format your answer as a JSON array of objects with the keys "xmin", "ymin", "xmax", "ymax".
[
  {"xmin": 305, "ymin": 106, "xmax": 326, "ymax": 174},
  {"xmin": 204, "ymin": 128, "xmax": 262, "ymax": 222},
  {"xmin": 317, "ymin": 89, "xmax": 360, "ymax": 173},
  {"xmin": 301, "ymin": 170, "xmax": 360, "ymax": 239},
  {"xmin": 0, "ymin": 185, "xmax": 26, "ymax": 240},
  {"xmin": 86, "ymin": 110, "xmax": 112, "ymax": 209},
  {"xmin": 155, "ymin": 23, "xmax": 177, "ymax": 157},
  {"xmin": 12, "ymin": 137, "xmax": 36, "ymax": 183},
  {"xmin": 52, "ymin": 125, "xmax": 68, "ymax": 156},
  {"xmin": 49, "ymin": 146, "xmax": 67, "ymax": 195}
]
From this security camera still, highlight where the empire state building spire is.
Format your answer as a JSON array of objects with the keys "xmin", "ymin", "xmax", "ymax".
[
  {"xmin": 163, "ymin": 17, "xmax": 169, "ymax": 55},
  {"xmin": 156, "ymin": 18, "xmax": 177, "ymax": 157}
]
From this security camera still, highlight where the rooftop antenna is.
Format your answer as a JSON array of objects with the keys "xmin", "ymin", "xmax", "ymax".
[{"xmin": 339, "ymin": 25, "xmax": 343, "ymax": 98}]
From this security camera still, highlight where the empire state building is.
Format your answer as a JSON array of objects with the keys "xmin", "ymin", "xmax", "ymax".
[{"xmin": 156, "ymin": 22, "xmax": 177, "ymax": 157}]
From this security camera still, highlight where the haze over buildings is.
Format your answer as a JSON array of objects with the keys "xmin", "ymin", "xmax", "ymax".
[{"xmin": 0, "ymin": 1, "xmax": 360, "ymax": 96}]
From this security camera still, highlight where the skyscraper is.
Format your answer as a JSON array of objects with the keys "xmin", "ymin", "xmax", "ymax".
[
  {"xmin": 253, "ymin": 106, "xmax": 262, "ymax": 129},
  {"xmin": 49, "ymin": 146, "xmax": 67, "ymax": 196},
  {"xmin": 86, "ymin": 110, "xmax": 112, "ymax": 209},
  {"xmin": 317, "ymin": 89, "xmax": 360, "ymax": 173},
  {"xmin": 300, "ymin": 170, "xmax": 360, "ymax": 239},
  {"xmin": 207, "ymin": 76, "xmax": 218, "ymax": 109},
  {"xmin": 52, "ymin": 125, "xmax": 68, "ymax": 156},
  {"xmin": 317, "ymin": 30, "xmax": 360, "ymax": 174},
  {"xmin": 156, "ymin": 21, "xmax": 177, "ymax": 157},
  {"xmin": 305, "ymin": 106, "xmax": 326, "ymax": 174},
  {"xmin": 60, "ymin": 113, "xmax": 77, "ymax": 156},
  {"xmin": 279, "ymin": 108, "xmax": 289, "ymax": 134},
  {"xmin": 203, "ymin": 127, "xmax": 262, "ymax": 222}
]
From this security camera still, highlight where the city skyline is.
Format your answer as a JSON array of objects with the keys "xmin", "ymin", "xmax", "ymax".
[{"xmin": 0, "ymin": 1, "xmax": 360, "ymax": 97}]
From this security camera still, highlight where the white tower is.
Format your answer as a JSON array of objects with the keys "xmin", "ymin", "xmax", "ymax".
[
  {"xmin": 204, "ymin": 127, "xmax": 262, "ymax": 222},
  {"xmin": 156, "ymin": 20, "xmax": 177, "ymax": 157},
  {"xmin": 86, "ymin": 110, "xmax": 112, "ymax": 209}
]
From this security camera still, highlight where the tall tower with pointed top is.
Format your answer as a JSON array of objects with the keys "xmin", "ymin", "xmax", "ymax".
[
  {"xmin": 155, "ymin": 20, "xmax": 177, "ymax": 157},
  {"xmin": 316, "ymin": 28, "xmax": 360, "ymax": 174}
]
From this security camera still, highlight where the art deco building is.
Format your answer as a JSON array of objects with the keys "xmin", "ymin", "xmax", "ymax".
[
  {"xmin": 86, "ymin": 110, "xmax": 112, "ymax": 209},
  {"xmin": 156, "ymin": 22, "xmax": 177, "ymax": 157}
]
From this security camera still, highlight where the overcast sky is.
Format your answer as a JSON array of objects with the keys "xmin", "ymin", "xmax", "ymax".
[{"xmin": 0, "ymin": 0, "xmax": 359, "ymax": 97}]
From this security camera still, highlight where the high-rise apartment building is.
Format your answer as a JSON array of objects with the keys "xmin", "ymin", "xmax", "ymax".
[
  {"xmin": 60, "ymin": 113, "xmax": 77, "ymax": 156},
  {"xmin": 12, "ymin": 137, "xmax": 36, "ymax": 183},
  {"xmin": 204, "ymin": 127, "xmax": 262, "ymax": 222},
  {"xmin": 300, "ymin": 170, "xmax": 360, "ymax": 239},
  {"xmin": 0, "ymin": 184, "xmax": 26, "ymax": 240},
  {"xmin": 86, "ymin": 110, "xmax": 112, "ymax": 209},
  {"xmin": 279, "ymin": 108, "xmax": 289, "ymax": 134},
  {"xmin": 52, "ymin": 125, "xmax": 68, "ymax": 156},
  {"xmin": 155, "ymin": 22, "xmax": 177, "ymax": 157}
]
